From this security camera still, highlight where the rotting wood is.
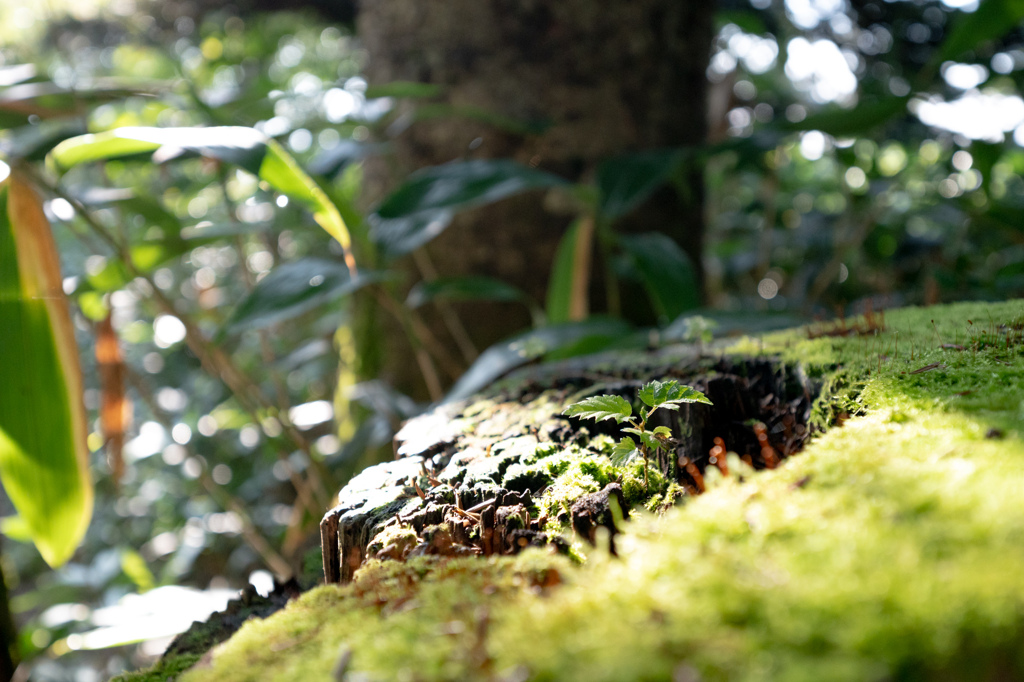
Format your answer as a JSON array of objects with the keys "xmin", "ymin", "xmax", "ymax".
[{"xmin": 321, "ymin": 349, "xmax": 823, "ymax": 583}]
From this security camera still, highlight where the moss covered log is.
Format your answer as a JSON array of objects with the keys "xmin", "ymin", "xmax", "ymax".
[{"xmin": 122, "ymin": 300, "xmax": 1024, "ymax": 681}]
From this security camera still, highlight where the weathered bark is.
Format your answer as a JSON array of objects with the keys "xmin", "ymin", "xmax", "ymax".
[
  {"xmin": 358, "ymin": 0, "xmax": 716, "ymax": 398},
  {"xmin": 321, "ymin": 348, "xmax": 818, "ymax": 584}
]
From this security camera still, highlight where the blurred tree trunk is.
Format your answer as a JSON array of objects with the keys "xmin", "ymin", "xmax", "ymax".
[{"xmin": 358, "ymin": 0, "xmax": 715, "ymax": 399}]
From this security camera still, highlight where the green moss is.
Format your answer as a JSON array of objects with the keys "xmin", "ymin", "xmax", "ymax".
[
  {"xmin": 536, "ymin": 455, "xmax": 617, "ymax": 524},
  {"xmin": 176, "ymin": 300, "xmax": 1024, "ymax": 681},
  {"xmin": 111, "ymin": 653, "xmax": 201, "ymax": 682},
  {"xmin": 366, "ymin": 523, "xmax": 419, "ymax": 558}
]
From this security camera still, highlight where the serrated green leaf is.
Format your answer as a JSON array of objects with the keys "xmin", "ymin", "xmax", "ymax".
[
  {"xmin": 0, "ymin": 176, "xmax": 93, "ymax": 567},
  {"xmin": 610, "ymin": 437, "xmax": 640, "ymax": 466},
  {"xmin": 652, "ymin": 426, "xmax": 673, "ymax": 438},
  {"xmin": 562, "ymin": 395, "xmax": 632, "ymax": 423},
  {"xmin": 639, "ymin": 379, "xmax": 712, "ymax": 408},
  {"xmin": 622, "ymin": 427, "xmax": 661, "ymax": 452}
]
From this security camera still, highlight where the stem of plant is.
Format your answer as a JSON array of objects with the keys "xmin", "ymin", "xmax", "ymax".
[{"xmin": 126, "ymin": 367, "xmax": 294, "ymax": 576}]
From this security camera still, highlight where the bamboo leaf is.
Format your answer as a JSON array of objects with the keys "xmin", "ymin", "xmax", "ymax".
[
  {"xmin": 364, "ymin": 81, "xmax": 442, "ymax": 99},
  {"xmin": 0, "ymin": 175, "xmax": 93, "ymax": 567},
  {"xmin": 781, "ymin": 96, "xmax": 910, "ymax": 137}
]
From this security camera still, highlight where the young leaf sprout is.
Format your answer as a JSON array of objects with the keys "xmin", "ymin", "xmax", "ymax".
[{"xmin": 562, "ymin": 379, "xmax": 712, "ymax": 488}]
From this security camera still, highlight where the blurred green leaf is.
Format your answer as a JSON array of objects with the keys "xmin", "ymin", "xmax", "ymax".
[
  {"xmin": 406, "ymin": 276, "xmax": 527, "ymax": 308},
  {"xmin": 120, "ymin": 549, "xmax": 155, "ymax": 593},
  {"xmin": 224, "ymin": 258, "xmax": 387, "ymax": 334},
  {"xmin": 411, "ymin": 104, "xmax": 551, "ymax": 136},
  {"xmin": 618, "ymin": 233, "xmax": 699, "ymax": 322},
  {"xmin": 86, "ymin": 258, "xmax": 131, "ymax": 293},
  {"xmin": 715, "ymin": 10, "xmax": 768, "ymax": 34},
  {"xmin": 939, "ymin": 0, "xmax": 1024, "ymax": 62},
  {"xmin": 597, "ymin": 149, "xmax": 684, "ymax": 219},
  {"xmin": 0, "ymin": 516, "xmax": 31, "ymax": 543},
  {"xmin": 0, "ymin": 176, "xmax": 93, "ymax": 568},
  {"xmin": 49, "ymin": 126, "xmax": 267, "ymax": 174},
  {"xmin": 783, "ymin": 97, "xmax": 909, "ymax": 137},
  {"xmin": 546, "ymin": 218, "xmax": 594, "ymax": 324},
  {"xmin": 364, "ymin": 81, "xmax": 442, "ymax": 99},
  {"xmin": 375, "ymin": 159, "xmax": 567, "ymax": 219},
  {"xmin": 445, "ymin": 318, "xmax": 632, "ymax": 403},
  {"xmin": 370, "ymin": 209, "xmax": 454, "ymax": 260},
  {"xmin": 308, "ymin": 140, "xmax": 384, "ymax": 178}
]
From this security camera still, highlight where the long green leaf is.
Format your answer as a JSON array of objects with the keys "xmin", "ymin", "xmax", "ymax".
[
  {"xmin": 48, "ymin": 127, "xmax": 356, "ymax": 273},
  {"xmin": 370, "ymin": 210, "xmax": 454, "ymax": 261},
  {"xmin": 405, "ymin": 276, "xmax": 527, "ymax": 309},
  {"xmin": 939, "ymin": 0, "xmax": 1024, "ymax": 62},
  {"xmin": 224, "ymin": 258, "xmax": 387, "ymax": 335},
  {"xmin": 783, "ymin": 96, "xmax": 910, "ymax": 137},
  {"xmin": 0, "ymin": 175, "xmax": 92, "ymax": 567},
  {"xmin": 444, "ymin": 318, "xmax": 632, "ymax": 403},
  {"xmin": 546, "ymin": 218, "xmax": 593, "ymax": 324},
  {"xmin": 618, "ymin": 233, "xmax": 699, "ymax": 322},
  {"xmin": 375, "ymin": 159, "xmax": 567, "ymax": 219},
  {"xmin": 597, "ymin": 149, "xmax": 684, "ymax": 220}
]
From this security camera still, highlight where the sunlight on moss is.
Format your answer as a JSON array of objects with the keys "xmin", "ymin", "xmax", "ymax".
[{"xmin": 177, "ymin": 300, "xmax": 1024, "ymax": 681}]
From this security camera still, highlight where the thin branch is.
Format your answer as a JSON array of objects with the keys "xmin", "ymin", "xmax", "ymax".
[
  {"xmin": 411, "ymin": 249, "xmax": 479, "ymax": 364},
  {"xmin": 125, "ymin": 368, "xmax": 294, "ymax": 577},
  {"xmin": 26, "ymin": 165, "xmax": 329, "ymax": 515}
]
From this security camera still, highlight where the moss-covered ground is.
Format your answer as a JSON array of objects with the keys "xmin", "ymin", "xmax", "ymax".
[{"xmin": 130, "ymin": 300, "xmax": 1024, "ymax": 681}]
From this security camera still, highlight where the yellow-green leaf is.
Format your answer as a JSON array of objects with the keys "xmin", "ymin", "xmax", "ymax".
[{"xmin": 0, "ymin": 174, "xmax": 93, "ymax": 567}]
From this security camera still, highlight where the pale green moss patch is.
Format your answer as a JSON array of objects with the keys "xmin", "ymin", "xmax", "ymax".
[{"xmin": 182, "ymin": 300, "xmax": 1024, "ymax": 681}]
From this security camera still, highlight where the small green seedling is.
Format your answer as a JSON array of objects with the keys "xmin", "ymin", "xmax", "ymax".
[{"xmin": 562, "ymin": 379, "xmax": 712, "ymax": 488}]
